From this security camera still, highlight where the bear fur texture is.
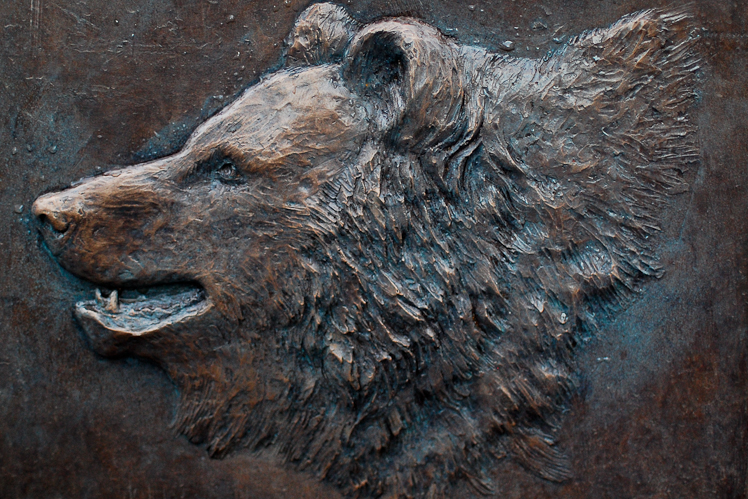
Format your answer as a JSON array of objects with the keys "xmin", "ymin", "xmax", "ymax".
[{"xmin": 33, "ymin": 4, "xmax": 700, "ymax": 498}]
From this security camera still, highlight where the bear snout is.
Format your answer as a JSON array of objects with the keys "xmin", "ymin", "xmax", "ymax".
[
  {"xmin": 33, "ymin": 194, "xmax": 74, "ymax": 233},
  {"xmin": 32, "ymin": 191, "xmax": 82, "ymax": 254}
]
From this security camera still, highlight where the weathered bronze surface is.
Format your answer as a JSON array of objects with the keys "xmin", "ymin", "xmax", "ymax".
[{"xmin": 2, "ymin": 1, "xmax": 747, "ymax": 498}]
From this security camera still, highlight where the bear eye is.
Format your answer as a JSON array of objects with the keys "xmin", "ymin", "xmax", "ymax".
[
  {"xmin": 215, "ymin": 160, "xmax": 241, "ymax": 182},
  {"xmin": 187, "ymin": 150, "xmax": 246, "ymax": 186}
]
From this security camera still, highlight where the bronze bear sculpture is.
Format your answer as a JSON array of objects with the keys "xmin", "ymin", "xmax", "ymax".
[{"xmin": 33, "ymin": 4, "xmax": 699, "ymax": 498}]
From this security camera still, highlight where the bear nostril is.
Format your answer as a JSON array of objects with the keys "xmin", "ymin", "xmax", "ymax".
[{"xmin": 38, "ymin": 213, "xmax": 70, "ymax": 234}]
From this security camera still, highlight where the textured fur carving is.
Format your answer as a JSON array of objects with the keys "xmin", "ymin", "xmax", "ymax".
[{"xmin": 33, "ymin": 5, "xmax": 700, "ymax": 498}]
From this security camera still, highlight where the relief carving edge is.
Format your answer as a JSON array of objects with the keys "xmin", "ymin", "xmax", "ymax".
[{"xmin": 31, "ymin": 4, "xmax": 700, "ymax": 498}]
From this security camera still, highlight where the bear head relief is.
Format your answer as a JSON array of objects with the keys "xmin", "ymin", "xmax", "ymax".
[{"xmin": 33, "ymin": 4, "xmax": 700, "ymax": 498}]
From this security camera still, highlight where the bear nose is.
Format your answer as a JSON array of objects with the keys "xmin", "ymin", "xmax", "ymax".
[{"xmin": 32, "ymin": 193, "xmax": 76, "ymax": 234}]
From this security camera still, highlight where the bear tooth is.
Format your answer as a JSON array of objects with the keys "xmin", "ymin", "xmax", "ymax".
[
  {"xmin": 105, "ymin": 289, "xmax": 120, "ymax": 313},
  {"xmin": 95, "ymin": 288, "xmax": 104, "ymax": 305}
]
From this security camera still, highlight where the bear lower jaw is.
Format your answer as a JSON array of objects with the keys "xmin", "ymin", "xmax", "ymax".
[{"xmin": 74, "ymin": 283, "xmax": 211, "ymax": 356}]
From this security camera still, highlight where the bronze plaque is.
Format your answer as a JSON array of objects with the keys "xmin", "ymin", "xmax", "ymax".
[{"xmin": 2, "ymin": 1, "xmax": 746, "ymax": 498}]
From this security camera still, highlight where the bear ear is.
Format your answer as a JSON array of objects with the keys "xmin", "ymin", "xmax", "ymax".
[
  {"xmin": 343, "ymin": 19, "xmax": 467, "ymax": 152},
  {"xmin": 284, "ymin": 3, "xmax": 359, "ymax": 67}
]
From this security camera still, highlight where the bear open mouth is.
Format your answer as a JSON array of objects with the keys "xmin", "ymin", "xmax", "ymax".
[{"xmin": 75, "ymin": 283, "xmax": 210, "ymax": 336}]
